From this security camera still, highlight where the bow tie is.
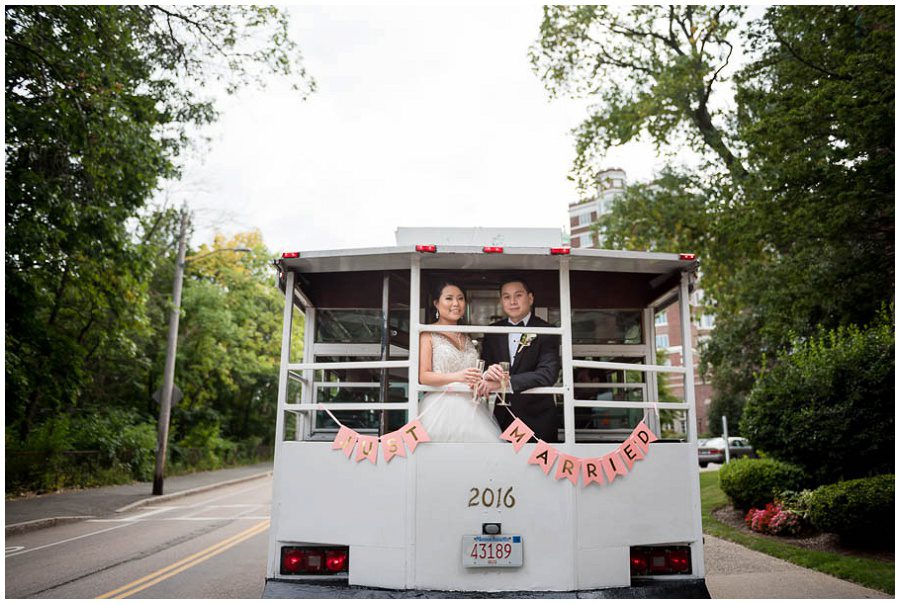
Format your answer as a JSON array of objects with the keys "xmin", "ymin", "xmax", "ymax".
[{"xmin": 510, "ymin": 321, "xmax": 524, "ymax": 327}]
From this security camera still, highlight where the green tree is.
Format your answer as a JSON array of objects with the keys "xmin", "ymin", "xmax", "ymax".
[
  {"xmin": 169, "ymin": 231, "xmax": 300, "ymax": 446},
  {"xmin": 532, "ymin": 5, "xmax": 747, "ymax": 187},
  {"xmin": 546, "ymin": 6, "xmax": 894, "ymax": 430},
  {"xmin": 6, "ymin": 6, "xmax": 313, "ymax": 439}
]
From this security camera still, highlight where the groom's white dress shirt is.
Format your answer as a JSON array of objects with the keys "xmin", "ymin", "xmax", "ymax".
[{"xmin": 508, "ymin": 312, "xmax": 531, "ymax": 367}]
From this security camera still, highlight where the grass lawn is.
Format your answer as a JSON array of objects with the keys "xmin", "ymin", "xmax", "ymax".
[{"xmin": 700, "ymin": 470, "xmax": 894, "ymax": 595}]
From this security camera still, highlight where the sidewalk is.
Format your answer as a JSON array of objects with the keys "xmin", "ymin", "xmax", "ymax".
[
  {"xmin": 704, "ymin": 534, "xmax": 890, "ymax": 598},
  {"xmin": 5, "ymin": 461, "xmax": 272, "ymax": 535}
]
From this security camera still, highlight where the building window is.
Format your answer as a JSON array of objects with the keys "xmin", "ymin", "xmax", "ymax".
[
  {"xmin": 655, "ymin": 334, "xmax": 669, "ymax": 349},
  {"xmin": 655, "ymin": 312, "xmax": 668, "ymax": 326},
  {"xmin": 700, "ymin": 314, "xmax": 716, "ymax": 329},
  {"xmin": 581, "ymin": 233, "xmax": 594, "ymax": 248}
]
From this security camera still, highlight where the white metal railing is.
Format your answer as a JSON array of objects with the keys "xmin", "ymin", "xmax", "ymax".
[
  {"xmin": 421, "ymin": 324, "xmax": 564, "ymax": 336},
  {"xmin": 572, "ymin": 399, "xmax": 689, "ymax": 410},
  {"xmin": 287, "ymin": 360, "xmax": 410, "ymax": 371},
  {"xmin": 572, "ymin": 359, "xmax": 686, "ymax": 374}
]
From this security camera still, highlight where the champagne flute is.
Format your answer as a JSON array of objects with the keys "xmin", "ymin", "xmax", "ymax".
[
  {"xmin": 497, "ymin": 361, "xmax": 511, "ymax": 406},
  {"xmin": 472, "ymin": 359, "xmax": 485, "ymax": 403}
]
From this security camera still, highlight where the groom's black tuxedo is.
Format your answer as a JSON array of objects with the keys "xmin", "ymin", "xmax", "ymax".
[{"xmin": 482, "ymin": 314, "xmax": 561, "ymax": 443}]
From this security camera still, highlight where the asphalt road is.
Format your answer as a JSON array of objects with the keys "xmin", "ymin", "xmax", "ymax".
[{"xmin": 6, "ymin": 479, "xmax": 271, "ymax": 599}]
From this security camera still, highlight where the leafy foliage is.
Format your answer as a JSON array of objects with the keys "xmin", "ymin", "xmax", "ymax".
[
  {"xmin": 5, "ymin": 6, "xmax": 312, "ymax": 491},
  {"xmin": 532, "ymin": 5, "xmax": 747, "ymax": 186},
  {"xmin": 718, "ymin": 457, "xmax": 807, "ymax": 511},
  {"xmin": 544, "ymin": 6, "xmax": 895, "ymax": 434},
  {"xmin": 739, "ymin": 310, "xmax": 894, "ymax": 485},
  {"xmin": 807, "ymin": 475, "xmax": 895, "ymax": 546}
]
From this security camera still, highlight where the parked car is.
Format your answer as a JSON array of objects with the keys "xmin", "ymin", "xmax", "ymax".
[{"xmin": 698, "ymin": 437, "xmax": 755, "ymax": 467}]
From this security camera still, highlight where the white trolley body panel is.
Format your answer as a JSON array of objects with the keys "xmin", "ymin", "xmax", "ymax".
[{"xmin": 266, "ymin": 243, "xmax": 706, "ymax": 595}]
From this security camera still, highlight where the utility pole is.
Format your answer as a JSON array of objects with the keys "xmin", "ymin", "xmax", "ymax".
[
  {"xmin": 153, "ymin": 208, "xmax": 189, "ymax": 496},
  {"xmin": 721, "ymin": 415, "xmax": 730, "ymax": 464}
]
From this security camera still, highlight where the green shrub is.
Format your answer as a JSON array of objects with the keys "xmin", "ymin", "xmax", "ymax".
[
  {"xmin": 719, "ymin": 457, "xmax": 807, "ymax": 511},
  {"xmin": 808, "ymin": 474, "xmax": 894, "ymax": 545},
  {"xmin": 740, "ymin": 309, "xmax": 893, "ymax": 485}
]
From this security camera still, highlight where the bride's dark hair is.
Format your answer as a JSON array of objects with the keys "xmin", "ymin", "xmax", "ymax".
[{"xmin": 428, "ymin": 279, "xmax": 467, "ymax": 324}]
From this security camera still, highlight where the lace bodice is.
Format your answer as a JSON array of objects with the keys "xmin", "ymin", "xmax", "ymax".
[{"xmin": 430, "ymin": 333, "xmax": 479, "ymax": 374}]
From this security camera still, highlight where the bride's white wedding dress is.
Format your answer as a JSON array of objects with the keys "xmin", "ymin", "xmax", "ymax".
[{"xmin": 420, "ymin": 333, "xmax": 501, "ymax": 442}]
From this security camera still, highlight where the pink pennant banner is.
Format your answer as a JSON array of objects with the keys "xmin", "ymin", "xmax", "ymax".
[
  {"xmin": 601, "ymin": 450, "xmax": 629, "ymax": 484},
  {"xmin": 618, "ymin": 441, "xmax": 641, "ymax": 470},
  {"xmin": 632, "ymin": 421, "xmax": 659, "ymax": 453},
  {"xmin": 554, "ymin": 453, "xmax": 581, "ymax": 485},
  {"xmin": 581, "ymin": 458, "xmax": 604, "ymax": 487},
  {"xmin": 332, "ymin": 425, "xmax": 359, "ymax": 458},
  {"xmin": 527, "ymin": 440, "xmax": 559, "ymax": 475},
  {"xmin": 627, "ymin": 437, "xmax": 646, "ymax": 461},
  {"xmin": 401, "ymin": 419, "xmax": 431, "ymax": 453},
  {"xmin": 380, "ymin": 430, "xmax": 407, "ymax": 462},
  {"xmin": 500, "ymin": 418, "xmax": 535, "ymax": 452},
  {"xmin": 355, "ymin": 435, "xmax": 379, "ymax": 464}
]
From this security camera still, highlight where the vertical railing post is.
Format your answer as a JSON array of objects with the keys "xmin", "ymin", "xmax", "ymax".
[
  {"xmin": 300, "ymin": 306, "xmax": 316, "ymax": 439},
  {"xmin": 678, "ymin": 271, "xmax": 698, "ymax": 444},
  {"xmin": 405, "ymin": 256, "xmax": 421, "ymax": 587},
  {"xmin": 679, "ymin": 269, "xmax": 706, "ymax": 580},
  {"xmin": 558, "ymin": 257, "xmax": 575, "ymax": 445},
  {"xmin": 379, "ymin": 272, "xmax": 391, "ymax": 435},
  {"xmin": 266, "ymin": 268, "xmax": 294, "ymax": 578}
]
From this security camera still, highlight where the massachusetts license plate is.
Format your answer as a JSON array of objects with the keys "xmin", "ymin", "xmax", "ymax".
[{"xmin": 462, "ymin": 535, "xmax": 523, "ymax": 567}]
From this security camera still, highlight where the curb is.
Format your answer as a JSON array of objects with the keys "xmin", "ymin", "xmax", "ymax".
[
  {"xmin": 5, "ymin": 470, "xmax": 272, "ymax": 537},
  {"xmin": 115, "ymin": 470, "xmax": 272, "ymax": 513},
  {"xmin": 6, "ymin": 516, "xmax": 95, "ymax": 537}
]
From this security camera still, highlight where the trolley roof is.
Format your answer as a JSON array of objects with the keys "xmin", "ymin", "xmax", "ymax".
[
  {"xmin": 275, "ymin": 246, "xmax": 697, "ymax": 310},
  {"xmin": 275, "ymin": 245, "xmax": 697, "ymax": 275}
]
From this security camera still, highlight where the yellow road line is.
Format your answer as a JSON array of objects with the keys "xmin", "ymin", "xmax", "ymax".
[{"xmin": 96, "ymin": 520, "xmax": 269, "ymax": 599}]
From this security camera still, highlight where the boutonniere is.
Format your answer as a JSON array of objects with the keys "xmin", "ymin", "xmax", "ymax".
[{"xmin": 516, "ymin": 333, "xmax": 536, "ymax": 355}]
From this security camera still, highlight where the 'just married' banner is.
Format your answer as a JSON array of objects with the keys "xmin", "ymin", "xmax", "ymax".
[{"xmin": 321, "ymin": 399, "xmax": 659, "ymax": 488}]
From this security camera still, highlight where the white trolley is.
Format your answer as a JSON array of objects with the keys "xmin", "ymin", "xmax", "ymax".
[{"xmin": 264, "ymin": 241, "xmax": 709, "ymax": 597}]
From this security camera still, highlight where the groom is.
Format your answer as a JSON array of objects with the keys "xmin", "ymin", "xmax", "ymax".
[{"xmin": 478, "ymin": 278, "xmax": 561, "ymax": 443}]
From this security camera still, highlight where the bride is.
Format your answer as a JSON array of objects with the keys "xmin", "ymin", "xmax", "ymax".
[{"xmin": 418, "ymin": 280, "xmax": 500, "ymax": 442}]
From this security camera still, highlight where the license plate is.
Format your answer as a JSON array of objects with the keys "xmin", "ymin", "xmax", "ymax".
[{"xmin": 462, "ymin": 535, "xmax": 523, "ymax": 567}]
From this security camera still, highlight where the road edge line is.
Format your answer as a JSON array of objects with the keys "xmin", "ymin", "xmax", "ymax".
[{"xmin": 6, "ymin": 516, "xmax": 96, "ymax": 536}]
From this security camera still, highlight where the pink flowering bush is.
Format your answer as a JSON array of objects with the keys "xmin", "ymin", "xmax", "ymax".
[{"xmin": 744, "ymin": 501, "xmax": 803, "ymax": 536}]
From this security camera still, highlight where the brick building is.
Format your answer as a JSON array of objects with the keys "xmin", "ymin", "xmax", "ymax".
[{"xmin": 567, "ymin": 169, "xmax": 715, "ymax": 436}]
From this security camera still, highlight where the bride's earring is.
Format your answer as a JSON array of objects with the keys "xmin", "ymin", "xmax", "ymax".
[{"xmin": 435, "ymin": 310, "xmax": 440, "ymax": 320}]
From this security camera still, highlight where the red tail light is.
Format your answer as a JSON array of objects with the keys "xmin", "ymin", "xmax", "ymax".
[
  {"xmin": 415, "ymin": 244, "xmax": 437, "ymax": 253},
  {"xmin": 550, "ymin": 247, "xmax": 571, "ymax": 255},
  {"xmin": 679, "ymin": 253, "xmax": 697, "ymax": 261},
  {"xmin": 630, "ymin": 546, "xmax": 692, "ymax": 576},
  {"xmin": 482, "ymin": 246, "xmax": 503, "ymax": 253},
  {"xmin": 281, "ymin": 546, "xmax": 349, "ymax": 575},
  {"xmin": 630, "ymin": 552, "xmax": 649, "ymax": 575},
  {"xmin": 282, "ymin": 252, "xmax": 300, "ymax": 258},
  {"xmin": 325, "ymin": 550, "xmax": 348, "ymax": 572},
  {"xmin": 666, "ymin": 549, "xmax": 691, "ymax": 573}
]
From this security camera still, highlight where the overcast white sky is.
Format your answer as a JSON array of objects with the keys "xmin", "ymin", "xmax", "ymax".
[{"xmin": 169, "ymin": 6, "xmax": 680, "ymax": 253}]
